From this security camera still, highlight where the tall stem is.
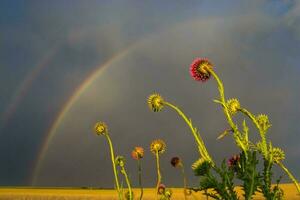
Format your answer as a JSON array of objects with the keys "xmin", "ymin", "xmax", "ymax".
[
  {"xmin": 240, "ymin": 108, "xmax": 268, "ymax": 158},
  {"xmin": 121, "ymin": 166, "xmax": 133, "ymax": 200},
  {"xmin": 155, "ymin": 151, "xmax": 162, "ymax": 200},
  {"xmin": 278, "ymin": 162, "xmax": 300, "ymax": 194},
  {"xmin": 137, "ymin": 159, "xmax": 144, "ymax": 200},
  {"xmin": 180, "ymin": 164, "xmax": 188, "ymax": 200},
  {"xmin": 208, "ymin": 69, "xmax": 247, "ymax": 155},
  {"xmin": 106, "ymin": 135, "xmax": 122, "ymax": 200},
  {"xmin": 164, "ymin": 101, "xmax": 214, "ymax": 165}
]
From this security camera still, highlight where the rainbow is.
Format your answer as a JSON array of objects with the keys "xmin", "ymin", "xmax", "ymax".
[
  {"xmin": 0, "ymin": 44, "xmax": 60, "ymax": 130},
  {"xmin": 30, "ymin": 40, "xmax": 144, "ymax": 185},
  {"xmin": 29, "ymin": 18, "xmax": 195, "ymax": 185}
]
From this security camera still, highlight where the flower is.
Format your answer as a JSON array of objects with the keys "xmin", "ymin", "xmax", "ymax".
[
  {"xmin": 131, "ymin": 146, "xmax": 144, "ymax": 160},
  {"xmin": 228, "ymin": 155, "xmax": 240, "ymax": 171},
  {"xmin": 170, "ymin": 156, "xmax": 181, "ymax": 168},
  {"xmin": 189, "ymin": 58, "xmax": 213, "ymax": 82},
  {"xmin": 192, "ymin": 158, "xmax": 211, "ymax": 176},
  {"xmin": 150, "ymin": 139, "xmax": 166, "ymax": 155},
  {"xmin": 115, "ymin": 156, "xmax": 125, "ymax": 167},
  {"xmin": 272, "ymin": 147, "xmax": 285, "ymax": 163},
  {"xmin": 157, "ymin": 183, "xmax": 166, "ymax": 194},
  {"xmin": 94, "ymin": 122, "xmax": 108, "ymax": 136},
  {"xmin": 256, "ymin": 114, "xmax": 271, "ymax": 132},
  {"xmin": 227, "ymin": 98, "xmax": 240, "ymax": 115},
  {"xmin": 147, "ymin": 93, "xmax": 164, "ymax": 112},
  {"xmin": 164, "ymin": 189, "xmax": 173, "ymax": 198}
]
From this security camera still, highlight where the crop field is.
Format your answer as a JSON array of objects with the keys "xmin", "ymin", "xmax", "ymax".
[{"xmin": 0, "ymin": 184, "xmax": 299, "ymax": 200}]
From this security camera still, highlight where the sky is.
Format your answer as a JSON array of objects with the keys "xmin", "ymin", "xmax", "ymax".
[{"xmin": 0, "ymin": 0, "xmax": 300, "ymax": 188}]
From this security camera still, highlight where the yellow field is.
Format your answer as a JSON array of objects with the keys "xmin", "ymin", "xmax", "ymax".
[{"xmin": 0, "ymin": 184, "xmax": 299, "ymax": 200}]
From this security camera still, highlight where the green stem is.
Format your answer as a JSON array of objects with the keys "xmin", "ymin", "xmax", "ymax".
[
  {"xmin": 240, "ymin": 108, "xmax": 268, "ymax": 158},
  {"xmin": 137, "ymin": 159, "xmax": 143, "ymax": 200},
  {"xmin": 155, "ymin": 151, "xmax": 162, "ymax": 200},
  {"xmin": 180, "ymin": 164, "xmax": 188, "ymax": 200},
  {"xmin": 278, "ymin": 162, "xmax": 300, "ymax": 194},
  {"xmin": 121, "ymin": 166, "xmax": 133, "ymax": 200},
  {"xmin": 164, "ymin": 101, "xmax": 214, "ymax": 165},
  {"xmin": 208, "ymin": 69, "xmax": 247, "ymax": 156},
  {"xmin": 106, "ymin": 134, "xmax": 122, "ymax": 200}
]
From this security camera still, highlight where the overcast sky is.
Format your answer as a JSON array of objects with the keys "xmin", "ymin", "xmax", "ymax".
[{"xmin": 0, "ymin": 0, "xmax": 300, "ymax": 188}]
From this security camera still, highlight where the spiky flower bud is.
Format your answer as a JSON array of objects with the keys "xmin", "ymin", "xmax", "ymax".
[
  {"xmin": 192, "ymin": 158, "xmax": 211, "ymax": 176},
  {"xmin": 150, "ymin": 139, "xmax": 166, "ymax": 155},
  {"xmin": 131, "ymin": 146, "xmax": 144, "ymax": 160},
  {"xmin": 164, "ymin": 189, "xmax": 173, "ymax": 198},
  {"xmin": 94, "ymin": 122, "xmax": 108, "ymax": 136},
  {"xmin": 272, "ymin": 147, "xmax": 285, "ymax": 163},
  {"xmin": 157, "ymin": 183, "xmax": 166, "ymax": 195},
  {"xmin": 147, "ymin": 93, "xmax": 165, "ymax": 112},
  {"xmin": 256, "ymin": 114, "xmax": 271, "ymax": 132},
  {"xmin": 226, "ymin": 98, "xmax": 240, "ymax": 115},
  {"xmin": 115, "ymin": 156, "xmax": 126, "ymax": 167},
  {"xmin": 170, "ymin": 156, "xmax": 182, "ymax": 168}
]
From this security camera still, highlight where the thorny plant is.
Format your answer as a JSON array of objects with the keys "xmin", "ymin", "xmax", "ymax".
[{"xmin": 93, "ymin": 58, "xmax": 300, "ymax": 200}]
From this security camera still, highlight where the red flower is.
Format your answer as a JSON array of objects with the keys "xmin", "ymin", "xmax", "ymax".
[
  {"xmin": 131, "ymin": 146, "xmax": 144, "ymax": 160},
  {"xmin": 170, "ymin": 157, "xmax": 181, "ymax": 168},
  {"xmin": 157, "ymin": 183, "xmax": 166, "ymax": 194},
  {"xmin": 228, "ymin": 155, "xmax": 240, "ymax": 171},
  {"xmin": 190, "ymin": 58, "xmax": 213, "ymax": 82}
]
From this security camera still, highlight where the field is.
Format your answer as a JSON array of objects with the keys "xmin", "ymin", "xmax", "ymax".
[{"xmin": 0, "ymin": 184, "xmax": 299, "ymax": 200}]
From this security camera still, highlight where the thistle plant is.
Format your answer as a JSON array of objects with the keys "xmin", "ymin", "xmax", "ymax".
[
  {"xmin": 189, "ymin": 57, "xmax": 300, "ymax": 199},
  {"xmin": 94, "ymin": 122, "xmax": 122, "ymax": 200},
  {"xmin": 157, "ymin": 183, "xmax": 173, "ymax": 200},
  {"xmin": 170, "ymin": 156, "xmax": 189, "ymax": 200},
  {"xmin": 147, "ymin": 93, "xmax": 214, "ymax": 166},
  {"xmin": 131, "ymin": 146, "xmax": 144, "ymax": 200},
  {"xmin": 115, "ymin": 156, "xmax": 133, "ymax": 200},
  {"xmin": 150, "ymin": 139, "xmax": 166, "ymax": 200}
]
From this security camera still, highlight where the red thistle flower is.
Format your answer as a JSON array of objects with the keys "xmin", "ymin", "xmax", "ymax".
[
  {"xmin": 170, "ymin": 157, "xmax": 181, "ymax": 168},
  {"xmin": 189, "ymin": 58, "xmax": 213, "ymax": 82},
  {"xmin": 131, "ymin": 146, "xmax": 144, "ymax": 160},
  {"xmin": 228, "ymin": 155, "xmax": 240, "ymax": 171},
  {"xmin": 157, "ymin": 183, "xmax": 166, "ymax": 195}
]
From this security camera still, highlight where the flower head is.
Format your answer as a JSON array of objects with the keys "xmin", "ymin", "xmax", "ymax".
[
  {"xmin": 115, "ymin": 156, "xmax": 126, "ymax": 167},
  {"xmin": 272, "ymin": 147, "xmax": 285, "ymax": 163},
  {"xmin": 150, "ymin": 139, "xmax": 166, "ymax": 155},
  {"xmin": 94, "ymin": 122, "xmax": 108, "ymax": 136},
  {"xmin": 227, "ymin": 98, "xmax": 240, "ymax": 115},
  {"xmin": 164, "ymin": 189, "xmax": 173, "ymax": 198},
  {"xmin": 192, "ymin": 158, "xmax": 211, "ymax": 176},
  {"xmin": 131, "ymin": 146, "xmax": 144, "ymax": 160},
  {"xmin": 157, "ymin": 183, "xmax": 166, "ymax": 195},
  {"xmin": 147, "ymin": 93, "xmax": 165, "ymax": 112},
  {"xmin": 170, "ymin": 156, "xmax": 182, "ymax": 168},
  {"xmin": 228, "ymin": 155, "xmax": 240, "ymax": 172},
  {"xmin": 256, "ymin": 114, "xmax": 271, "ymax": 132},
  {"xmin": 190, "ymin": 58, "xmax": 213, "ymax": 82}
]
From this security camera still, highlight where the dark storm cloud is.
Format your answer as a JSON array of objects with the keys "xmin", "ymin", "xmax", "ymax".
[{"xmin": 0, "ymin": 0, "xmax": 300, "ymax": 188}]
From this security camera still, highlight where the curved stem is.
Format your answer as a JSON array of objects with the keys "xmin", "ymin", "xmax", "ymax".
[
  {"xmin": 208, "ymin": 69, "xmax": 237, "ymax": 132},
  {"xmin": 164, "ymin": 101, "xmax": 214, "ymax": 165},
  {"xmin": 106, "ymin": 134, "xmax": 122, "ymax": 200},
  {"xmin": 180, "ymin": 164, "xmax": 188, "ymax": 200},
  {"xmin": 278, "ymin": 162, "xmax": 300, "ymax": 194},
  {"xmin": 121, "ymin": 166, "xmax": 133, "ymax": 200},
  {"xmin": 137, "ymin": 159, "xmax": 144, "ymax": 200},
  {"xmin": 240, "ymin": 108, "xmax": 268, "ymax": 158},
  {"xmin": 155, "ymin": 151, "xmax": 162, "ymax": 200},
  {"xmin": 207, "ymin": 69, "xmax": 247, "ymax": 155}
]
